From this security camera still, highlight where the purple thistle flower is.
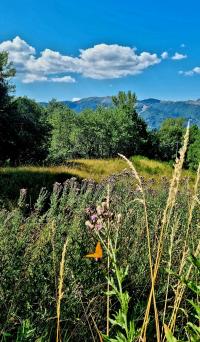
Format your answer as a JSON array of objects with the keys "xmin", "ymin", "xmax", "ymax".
[{"xmin": 90, "ymin": 214, "xmax": 98, "ymax": 222}]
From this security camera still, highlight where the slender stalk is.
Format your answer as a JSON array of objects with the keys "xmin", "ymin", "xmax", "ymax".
[
  {"xmin": 106, "ymin": 185, "xmax": 110, "ymax": 337},
  {"xmin": 119, "ymin": 154, "xmax": 160, "ymax": 342},
  {"xmin": 178, "ymin": 163, "xmax": 200, "ymax": 275},
  {"xmin": 139, "ymin": 123, "xmax": 190, "ymax": 341},
  {"xmin": 106, "ymin": 236, "xmax": 110, "ymax": 336},
  {"xmin": 169, "ymin": 241, "xmax": 200, "ymax": 333},
  {"xmin": 167, "ymin": 163, "xmax": 200, "ymax": 334},
  {"xmin": 161, "ymin": 216, "xmax": 179, "ymax": 341},
  {"xmin": 56, "ymin": 237, "xmax": 69, "ymax": 342},
  {"xmin": 51, "ymin": 220, "xmax": 57, "ymax": 297}
]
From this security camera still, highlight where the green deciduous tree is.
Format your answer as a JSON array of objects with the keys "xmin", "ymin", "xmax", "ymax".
[
  {"xmin": 112, "ymin": 90, "xmax": 137, "ymax": 114},
  {"xmin": 47, "ymin": 92, "xmax": 151, "ymax": 160},
  {"xmin": 0, "ymin": 51, "xmax": 50, "ymax": 165},
  {"xmin": 112, "ymin": 91, "xmax": 149, "ymax": 156},
  {"xmin": 47, "ymin": 100, "xmax": 78, "ymax": 163},
  {"xmin": 10, "ymin": 97, "xmax": 51, "ymax": 164},
  {"xmin": 74, "ymin": 106, "xmax": 136, "ymax": 157},
  {"xmin": 0, "ymin": 51, "xmax": 16, "ymax": 163},
  {"xmin": 157, "ymin": 118, "xmax": 185, "ymax": 161},
  {"xmin": 157, "ymin": 118, "xmax": 200, "ymax": 170},
  {"xmin": 186, "ymin": 125, "xmax": 200, "ymax": 170},
  {"xmin": 0, "ymin": 51, "xmax": 15, "ymax": 109}
]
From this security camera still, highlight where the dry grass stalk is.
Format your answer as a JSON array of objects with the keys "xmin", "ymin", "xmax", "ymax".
[
  {"xmin": 76, "ymin": 286, "xmax": 96, "ymax": 342},
  {"xmin": 91, "ymin": 315, "xmax": 103, "ymax": 342},
  {"xmin": 178, "ymin": 163, "xmax": 200, "ymax": 276},
  {"xmin": 168, "ymin": 240, "xmax": 200, "ymax": 333},
  {"xmin": 106, "ymin": 185, "xmax": 110, "ymax": 337},
  {"xmin": 51, "ymin": 220, "xmax": 57, "ymax": 295},
  {"xmin": 161, "ymin": 215, "xmax": 180, "ymax": 340},
  {"xmin": 118, "ymin": 154, "xmax": 160, "ymax": 342},
  {"xmin": 167, "ymin": 164, "xmax": 200, "ymax": 333},
  {"xmin": 139, "ymin": 123, "xmax": 190, "ymax": 341},
  {"xmin": 56, "ymin": 237, "xmax": 69, "ymax": 342}
]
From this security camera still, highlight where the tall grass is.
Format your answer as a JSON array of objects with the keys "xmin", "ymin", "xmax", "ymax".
[
  {"xmin": 0, "ymin": 141, "xmax": 199, "ymax": 340},
  {"xmin": 119, "ymin": 154, "xmax": 160, "ymax": 341},
  {"xmin": 140, "ymin": 123, "xmax": 190, "ymax": 341},
  {"xmin": 56, "ymin": 237, "xmax": 69, "ymax": 342}
]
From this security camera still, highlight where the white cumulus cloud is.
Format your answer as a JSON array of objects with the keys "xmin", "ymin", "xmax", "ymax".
[
  {"xmin": 0, "ymin": 36, "xmax": 35, "ymax": 73},
  {"xmin": 78, "ymin": 44, "xmax": 161, "ymax": 79},
  {"xmin": 22, "ymin": 74, "xmax": 76, "ymax": 83},
  {"xmin": 0, "ymin": 36, "xmax": 162, "ymax": 83},
  {"xmin": 172, "ymin": 52, "xmax": 187, "ymax": 60},
  {"xmin": 22, "ymin": 74, "xmax": 48, "ymax": 83},
  {"xmin": 50, "ymin": 76, "xmax": 76, "ymax": 83},
  {"xmin": 161, "ymin": 51, "xmax": 169, "ymax": 59}
]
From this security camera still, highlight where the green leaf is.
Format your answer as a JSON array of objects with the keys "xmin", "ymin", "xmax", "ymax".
[
  {"xmin": 188, "ymin": 254, "xmax": 200, "ymax": 270},
  {"xmin": 164, "ymin": 324, "xmax": 178, "ymax": 342},
  {"xmin": 186, "ymin": 322, "xmax": 200, "ymax": 338},
  {"xmin": 188, "ymin": 299, "xmax": 200, "ymax": 317},
  {"xmin": 185, "ymin": 281, "xmax": 200, "ymax": 295},
  {"xmin": 2, "ymin": 332, "xmax": 12, "ymax": 337}
]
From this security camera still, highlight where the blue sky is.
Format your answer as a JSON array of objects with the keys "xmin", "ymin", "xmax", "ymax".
[{"xmin": 1, "ymin": 0, "xmax": 200, "ymax": 101}]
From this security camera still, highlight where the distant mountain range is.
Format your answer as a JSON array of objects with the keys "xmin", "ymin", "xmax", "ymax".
[{"xmin": 41, "ymin": 96, "xmax": 200, "ymax": 129}]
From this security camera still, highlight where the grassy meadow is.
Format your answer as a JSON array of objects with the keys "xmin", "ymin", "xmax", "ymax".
[
  {"xmin": 0, "ymin": 144, "xmax": 199, "ymax": 340},
  {"xmin": 0, "ymin": 156, "xmax": 195, "ymax": 204}
]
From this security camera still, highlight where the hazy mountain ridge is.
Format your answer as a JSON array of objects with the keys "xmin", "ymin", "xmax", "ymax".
[{"xmin": 41, "ymin": 96, "xmax": 200, "ymax": 128}]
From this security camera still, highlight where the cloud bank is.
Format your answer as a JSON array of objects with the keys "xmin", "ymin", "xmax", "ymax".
[{"xmin": 0, "ymin": 36, "xmax": 161, "ymax": 83}]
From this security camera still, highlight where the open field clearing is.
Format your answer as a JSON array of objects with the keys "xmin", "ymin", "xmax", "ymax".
[{"xmin": 0, "ymin": 156, "xmax": 195, "ymax": 203}]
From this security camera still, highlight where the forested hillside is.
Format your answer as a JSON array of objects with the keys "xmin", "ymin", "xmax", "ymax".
[{"xmin": 41, "ymin": 96, "xmax": 200, "ymax": 129}]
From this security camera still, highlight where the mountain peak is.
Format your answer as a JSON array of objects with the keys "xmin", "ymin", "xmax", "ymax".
[{"xmin": 140, "ymin": 98, "xmax": 160, "ymax": 105}]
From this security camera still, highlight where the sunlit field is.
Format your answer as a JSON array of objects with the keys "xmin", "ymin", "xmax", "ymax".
[{"xmin": 0, "ymin": 156, "xmax": 195, "ymax": 204}]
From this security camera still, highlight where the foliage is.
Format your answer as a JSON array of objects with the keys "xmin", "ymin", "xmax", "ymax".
[
  {"xmin": 8, "ymin": 97, "xmax": 51, "ymax": 164},
  {"xmin": 102, "ymin": 243, "xmax": 139, "ymax": 341},
  {"xmin": 47, "ymin": 100, "xmax": 78, "ymax": 162},
  {"xmin": 47, "ymin": 92, "xmax": 150, "ymax": 161},
  {"xmin": 74, "ymin": 106, "xmax": 147, "ymax": 158},
  {"xmin": 184, "ymin": 255, "xmax": 200, "ymax": 341},
  {"xmin": 112, "ymin": 90, "xmax": 137, "ymax": 114},
  {"xmin": 156, "ymin": 118, "xmax": 200, "ymax": 170},
  {"xmin": 157, "ymin": 118, "xmax": 185, "ymax": 161},
  {"xmin": 187, "ymin": 127, "xmax": 200, "ymax": 170},
  {"xmin": 45, "ymin": 95, "xmax": 200, "ymax": 169},
  {"xmin": 165, "ymin": 255, "xmax": 200, "ymax": 342},
  {"xmin": 0, "ymin": 52, "xmax": 50, "ymax": 165},
  {"xmin": 0, "ymin": 163, "xmax": 199, "ymax": 340},
  {"xmin": 48, "ymin": 96, "xmax": 200, "ymax": 130},
  {"xmin": 0, "ymin": 51, "xmax": 16, "ymax": 164},
  {"xmin": 0, "ymin": 51, "xmax": 15, "ymax": 109}
]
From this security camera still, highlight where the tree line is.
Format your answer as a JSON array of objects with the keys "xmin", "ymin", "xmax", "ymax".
[{"xmin": 0, "ymin": 51, "xmax": 199, "ymax": 169}]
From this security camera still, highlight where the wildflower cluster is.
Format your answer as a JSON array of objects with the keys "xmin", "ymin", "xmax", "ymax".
[{"xmin": 85, "ymin": 199, "xmax": 113, "ymax": 231}]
